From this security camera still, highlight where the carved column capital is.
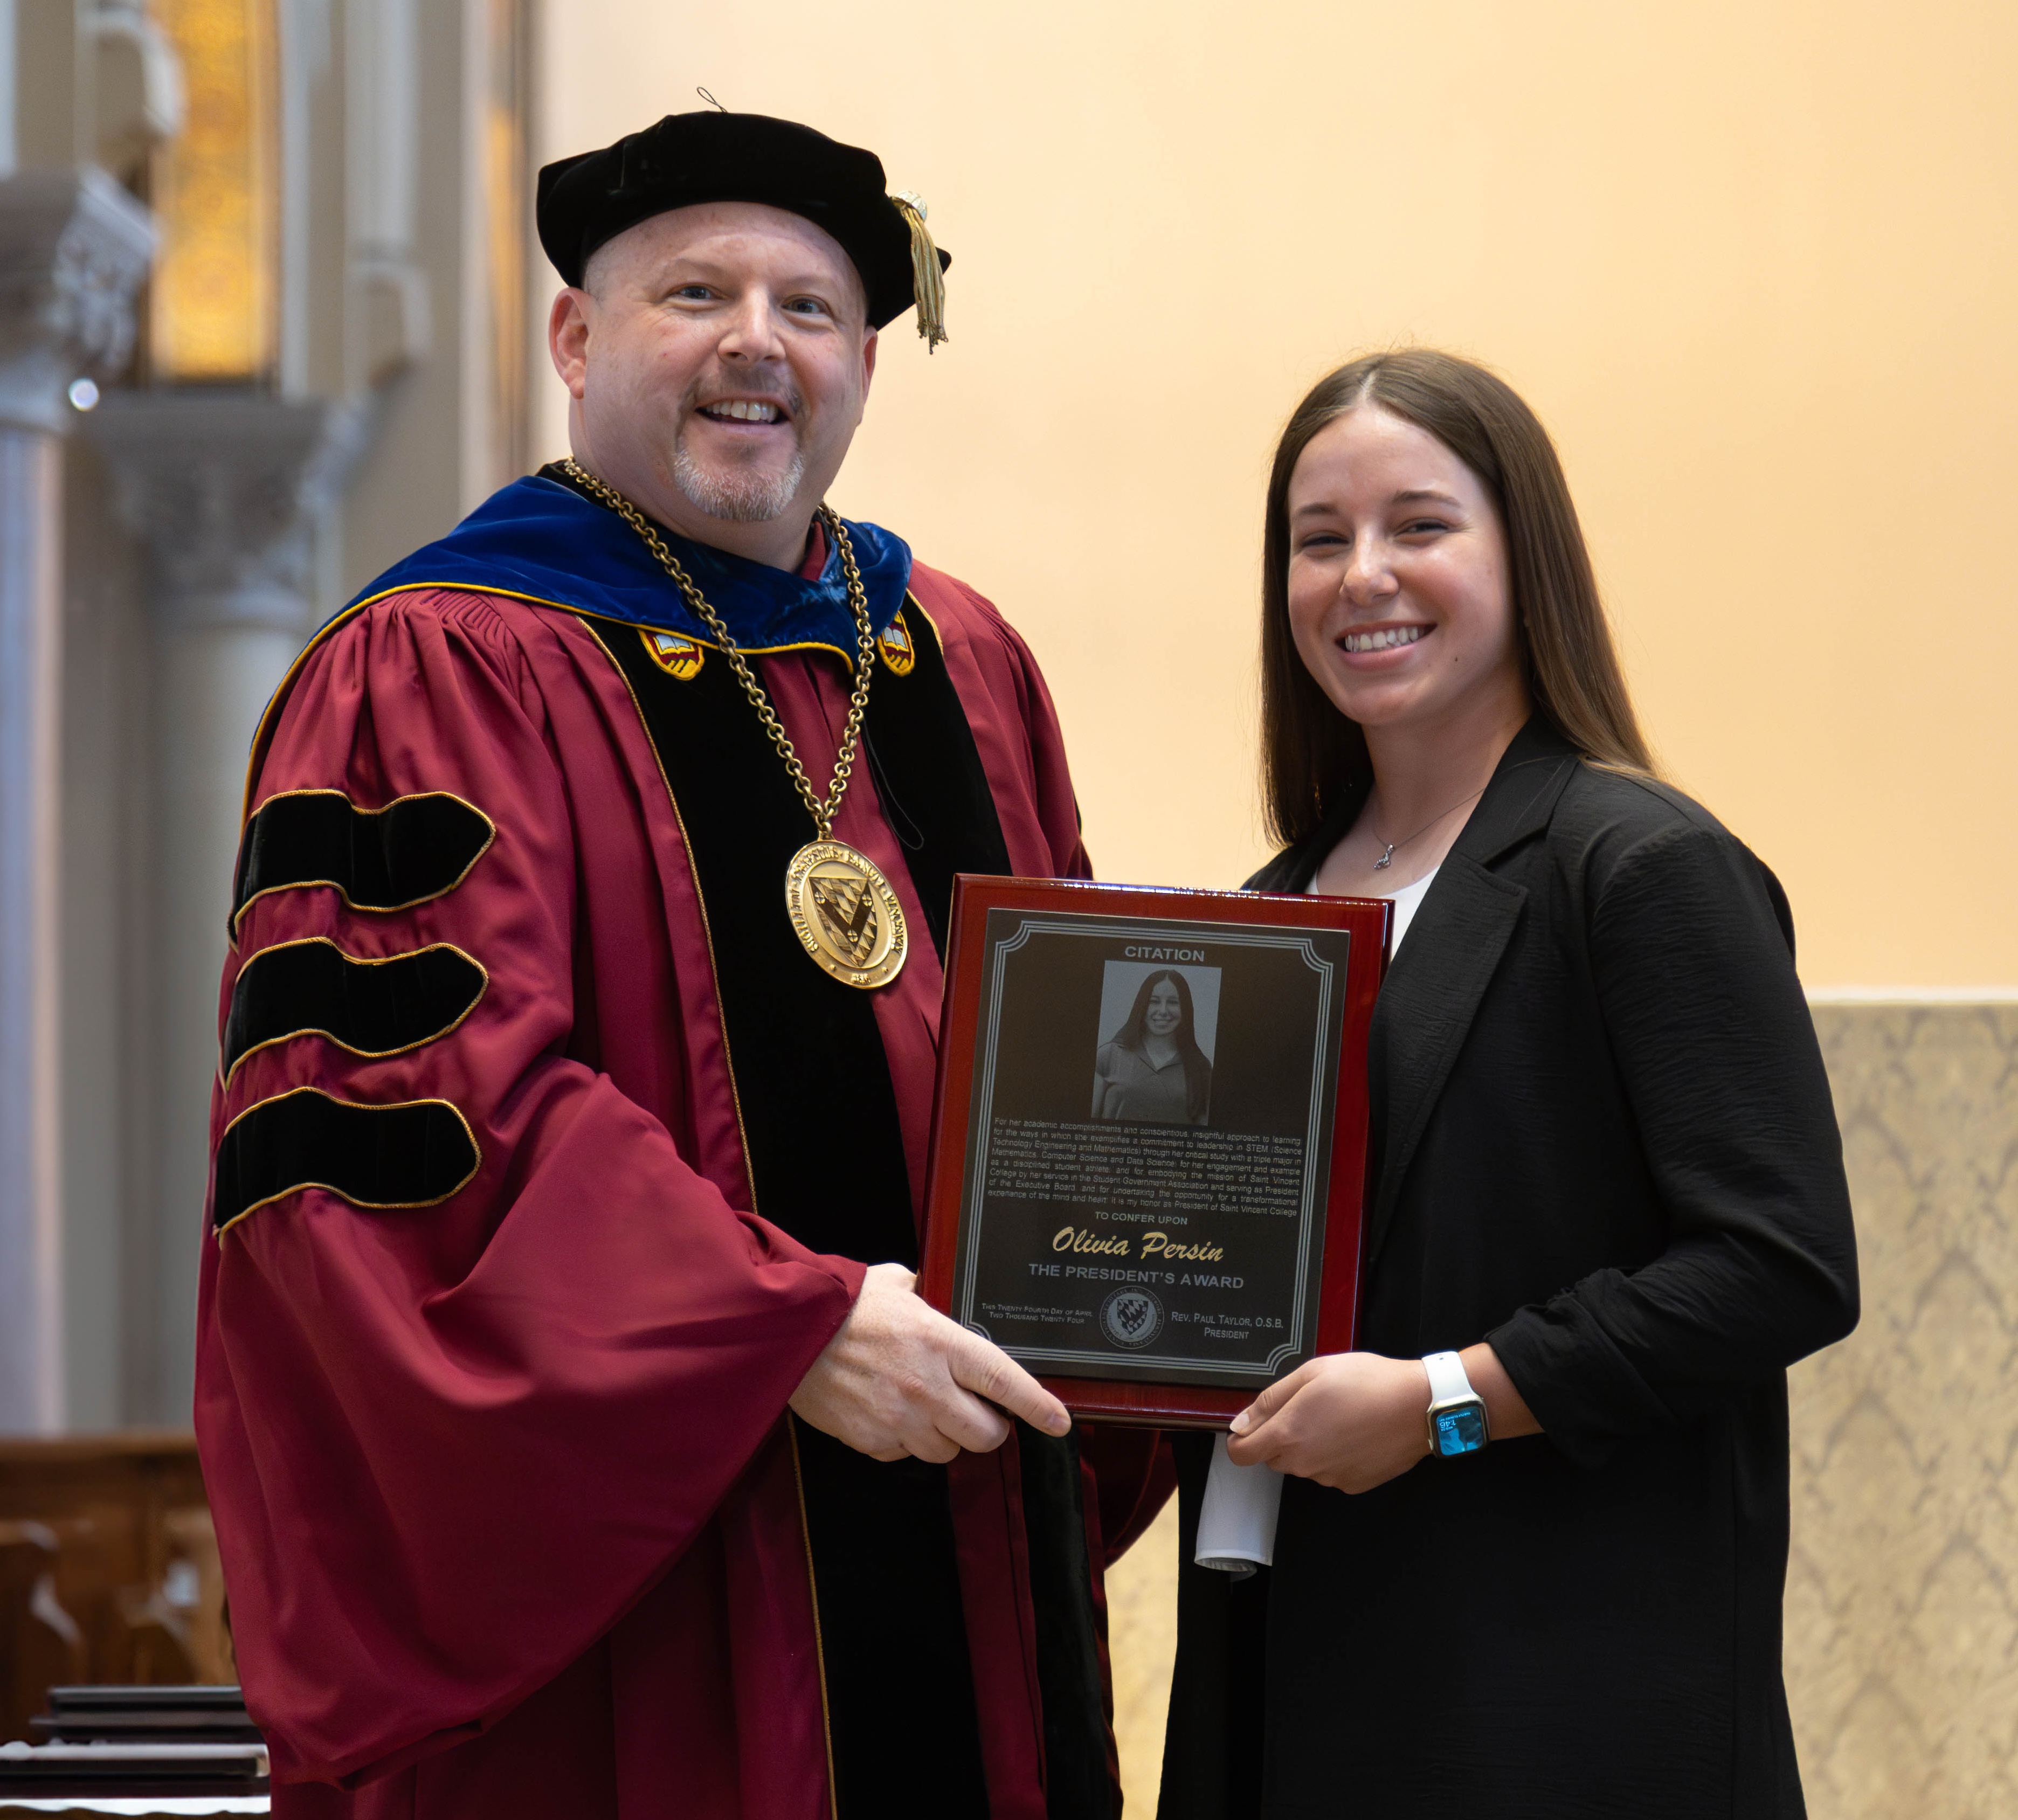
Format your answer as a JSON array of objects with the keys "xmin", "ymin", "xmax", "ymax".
[
  {"xmin": 86, "ymin": 390, "xmax": 374, "ymax": 634},
  {"xmin": 0, "ymin": 170, "xmax": 156, "ymax": 435}
]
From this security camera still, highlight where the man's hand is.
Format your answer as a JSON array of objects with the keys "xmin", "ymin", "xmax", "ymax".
[{"xmin": 790, "ymin": 1263, "xmax": 1072, "ymax": 1463}]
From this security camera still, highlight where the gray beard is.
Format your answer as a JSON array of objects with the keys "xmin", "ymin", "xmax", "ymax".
[{"xmin": 672, "ymin": 437, "xmax": 806, "ymax": 523}]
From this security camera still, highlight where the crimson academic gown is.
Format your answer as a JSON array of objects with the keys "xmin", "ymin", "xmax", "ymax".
[{"xmin": 193, "ymin": 476, "xmax": 1169, "ymax": 1818}]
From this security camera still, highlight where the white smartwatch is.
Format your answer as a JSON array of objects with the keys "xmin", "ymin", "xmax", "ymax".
[{"xmin": 1422, "ymin": 1350, "xmax": 1489, "ymax": 1457}]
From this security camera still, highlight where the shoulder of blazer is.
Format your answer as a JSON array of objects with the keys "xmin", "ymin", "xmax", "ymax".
[
  {"xmin": 1544, "ymin": 762, "xmax": 1753, "ymax": 880},
  {"xmin": 1545, "ymin": 763, "xmax": 1796, "ymax": 952},
  {"xmin": 1551, "ymin": 762, "xmax": 1732, "ymax": 846}
]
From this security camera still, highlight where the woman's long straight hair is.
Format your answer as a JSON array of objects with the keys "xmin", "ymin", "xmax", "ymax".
[{"xmin": 1260, "ymin": 349, "xmax": 1656, "ymax": 848}]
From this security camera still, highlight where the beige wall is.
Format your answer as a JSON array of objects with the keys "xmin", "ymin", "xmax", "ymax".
[{"xmin": 537, "ymin": 0, "xmax": 2018, "ymax": 991}]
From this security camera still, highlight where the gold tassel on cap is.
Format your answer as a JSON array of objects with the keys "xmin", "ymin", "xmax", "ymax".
[{"xmin": 891, "ymin": 191, "xmax": 948, "ymax": 352}]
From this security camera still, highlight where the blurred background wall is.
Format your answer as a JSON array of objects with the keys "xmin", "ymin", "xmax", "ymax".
[
  {"xmin": 1, "ymin": 2, "xmax": 2014, "ymax": 1813},
  {"xmin": 537, "ymin": 0, "xmax": 2018, "ymax": 992}
]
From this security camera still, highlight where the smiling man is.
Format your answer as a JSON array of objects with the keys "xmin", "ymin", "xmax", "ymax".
[{"xmin": 194, "ymin": 110, "xmax": 1166, "ymax": 1820}]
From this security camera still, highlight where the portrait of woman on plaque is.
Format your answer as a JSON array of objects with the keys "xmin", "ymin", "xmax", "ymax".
[{"xmin": 1090, "ymin": 965, "xmax": 1217, "ymax": 1125}]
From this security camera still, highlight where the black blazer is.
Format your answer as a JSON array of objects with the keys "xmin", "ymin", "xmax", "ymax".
[{"xmin": 1159, "ymin": 718, "xmax": 1858, "ymax": 1820}]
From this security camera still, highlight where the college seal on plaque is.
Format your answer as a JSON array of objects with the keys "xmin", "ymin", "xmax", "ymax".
[{"xmin": 1100, "ymin": 1286, "xmax": 1165, "ymax": 1350}]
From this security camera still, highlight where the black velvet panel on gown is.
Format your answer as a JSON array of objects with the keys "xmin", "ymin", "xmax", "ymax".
[{"xmin": 590, "ymin": 576, "xmax": 1111, "ymax": 1820}]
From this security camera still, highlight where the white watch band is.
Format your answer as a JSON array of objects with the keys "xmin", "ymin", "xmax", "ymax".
[{"xmin": 1422, "ymin": 1350, "xmax": 1475, "ymax": 1406}]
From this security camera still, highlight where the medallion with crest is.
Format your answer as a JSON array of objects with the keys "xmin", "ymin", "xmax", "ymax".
[{"xmin": 785, "ymin": 840, "xmax": 908, "ymax": 987}]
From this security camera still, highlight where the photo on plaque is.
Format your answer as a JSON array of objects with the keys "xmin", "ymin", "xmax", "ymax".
[
  {"xmin": 1090, "ymin": 961, "xmax": 1220, "ymax": 1127},
  {"xmin": 940, "ymin": 899, "xmax": 1361, "ymax": 1394}
]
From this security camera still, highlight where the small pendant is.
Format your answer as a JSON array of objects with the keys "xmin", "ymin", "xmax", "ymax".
[
  {"xmin": 1373, "ymin": 846, "xmax": 1395, "ymax": 870},
  {"xmin": 785, "ymin": 839, "xmax": 909, "ymax": 988}
]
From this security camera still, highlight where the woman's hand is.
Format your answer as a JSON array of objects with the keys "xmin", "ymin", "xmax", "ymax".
[
  {"xmin": 1223, "ymin": 1352, "xmax": 1431, "ymax": 1492},
  {"xmin": 1225, "ymin": 1344, "xmax": 1542, "ymax": 1492}
]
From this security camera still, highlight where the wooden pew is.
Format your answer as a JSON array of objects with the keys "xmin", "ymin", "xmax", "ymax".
[
  {"xmin": 0, "ymin": 1434, "xmax": 229, "ymax": 1744},
  {"xmin": 0, "ymin": 1523, "xmax": 87, "ymax": 1747}
]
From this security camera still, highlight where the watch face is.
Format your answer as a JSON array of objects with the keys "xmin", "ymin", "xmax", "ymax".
[{"xmin": 1433, "ymin": 1403, "xmax": 1487, "ymax": 1457}]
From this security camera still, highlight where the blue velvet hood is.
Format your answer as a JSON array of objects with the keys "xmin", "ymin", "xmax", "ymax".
[{"xmin": 343, "ymin": 473, "xmax": 914, "ymax": 656}]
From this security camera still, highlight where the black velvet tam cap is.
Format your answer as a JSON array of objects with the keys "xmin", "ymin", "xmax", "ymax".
[{"xmin": 537, "ymin": 110, "xmax": 950, "ymax": 342}]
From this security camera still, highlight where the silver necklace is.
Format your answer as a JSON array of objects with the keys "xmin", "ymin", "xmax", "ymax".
[{"xmin": 1371, "ymin": 785, "xmax": 1487, "ymax": 871}]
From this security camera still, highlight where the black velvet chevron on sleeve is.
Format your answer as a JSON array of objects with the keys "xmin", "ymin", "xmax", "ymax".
[
  {"xmin": 222, "ymin": 940, "xmax": 487, "ymax": 1080},
  {"xmin": 231, "ymin": 790, "xmax": 495, "ymax": 932},
  {"xmin": 212, "ymin": 1089, "xmax": 480, "ymax": 1236}
]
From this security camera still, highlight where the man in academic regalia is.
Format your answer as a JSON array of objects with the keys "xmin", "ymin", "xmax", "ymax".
[{"xmin": 193, "ymin": 109, "xmax": 1170, "ymax": 1820}]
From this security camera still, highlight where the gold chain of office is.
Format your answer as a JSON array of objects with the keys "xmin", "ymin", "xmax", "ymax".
[
  {"xmin": 558, "ymin": 458, "xmax": 876, "ymax": 836},
  {"xmin": 559, "ymin": 459, "xmax": 909, "ymax": 988}
]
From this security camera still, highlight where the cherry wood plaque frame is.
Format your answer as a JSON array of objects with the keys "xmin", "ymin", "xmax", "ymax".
[{"xmin": 920, "ymin": 876, "xmax": 1389, "ymax": 1429}]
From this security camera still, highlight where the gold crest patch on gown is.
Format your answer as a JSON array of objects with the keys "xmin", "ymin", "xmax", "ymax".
[
  {"xmin": 876, "ymin": 619, "xmax": 916, "ymax": 675},
  {"xmin": 641, "ymin": 628, "xmax": 704, "ymax": 680}
]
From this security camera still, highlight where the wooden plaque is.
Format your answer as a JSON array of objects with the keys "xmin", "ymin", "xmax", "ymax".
[{"xmin": 920, "ymin": 876, "xmax": 1388, "ymax": 1429}]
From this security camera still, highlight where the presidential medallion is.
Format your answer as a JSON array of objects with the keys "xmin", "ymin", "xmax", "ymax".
[{"xmin": 786, "ymin": 839, "xmax": 908, "ymax": 988}]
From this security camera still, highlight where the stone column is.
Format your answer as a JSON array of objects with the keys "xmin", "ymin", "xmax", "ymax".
[
  {"xmin": 0, "ymin": 169, "xmax": 153, "ymax": 1433},
  {"xmin": 87, "ymin": 390, "xmax": 368, "ymax": 1422}
]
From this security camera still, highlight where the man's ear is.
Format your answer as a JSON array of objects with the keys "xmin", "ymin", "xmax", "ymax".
[
  {"xmin": 548, "ymin": 288, "xmax": 593, "ymax": 400},
  {"xmin": 860, "ymin": 328, "xmax": 879, "ymax": 407}
]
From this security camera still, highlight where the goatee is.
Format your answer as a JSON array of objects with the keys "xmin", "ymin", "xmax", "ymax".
[{"xmin": 672, "ymin": 439, "xmax": 806, "ymax": 523}]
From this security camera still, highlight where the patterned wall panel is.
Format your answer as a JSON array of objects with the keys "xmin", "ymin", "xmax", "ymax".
[{"xmin": 1789, "ymin": 1004, "xmax": 2018, "ymax": 1820}]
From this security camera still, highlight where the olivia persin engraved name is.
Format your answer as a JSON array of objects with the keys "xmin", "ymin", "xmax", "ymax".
[{"xmin": 1052, "ymin": 1225, "xmax": 1226, "ymax": 1262}]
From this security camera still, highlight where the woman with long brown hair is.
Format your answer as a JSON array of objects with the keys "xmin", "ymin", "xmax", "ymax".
[{"xmin": 1158, "ymin": 351, "xmax": 1858, "ymax": 1818}]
